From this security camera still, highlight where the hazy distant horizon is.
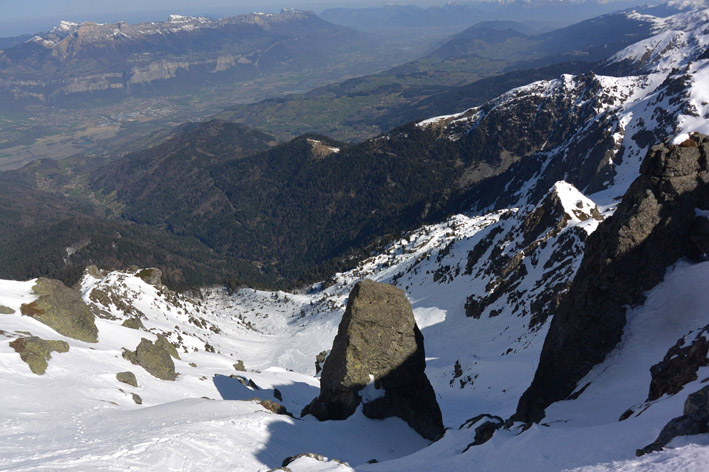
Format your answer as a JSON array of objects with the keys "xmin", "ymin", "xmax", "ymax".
[
  {"xmin": 0, "ymin": 0, "xmax": 654, "ymax": 37},
  {"xmin": 0, "ymin": 0, "xmax": 427, "ymax": 37}
]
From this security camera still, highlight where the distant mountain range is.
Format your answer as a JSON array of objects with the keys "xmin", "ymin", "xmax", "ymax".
[
  {"xmin": 218, "ymin": 5, "xmax": 672, "ymax": 142},
  {"xmin": 320, "ymin": 0, "xmax": 658, "ymax": 32},
  {"xmin": 0, "ymin": 10, "xmax": 361, "ymax": 107}
]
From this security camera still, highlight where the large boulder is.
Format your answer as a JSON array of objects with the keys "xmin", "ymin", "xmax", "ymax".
[
  {"xmin": 515, "ymin": 133, "xmax": 709, "ymax": 423},
  {"xmin": 304, "ymin": 279, "xmax": 444, "ymax": 441},
  {"xmin": 10, "ymin": 336, "xmax": 70, "ymax": 375},
  {"xmin": 122, "ymin": 338, "xmax": 177, "ymax": 381},
  {"xmin": 20, "ymin": 278, "xmax": 98, "ymax": 343}
]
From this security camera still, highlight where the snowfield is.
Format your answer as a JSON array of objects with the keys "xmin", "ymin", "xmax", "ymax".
[{"xmin": 1, "ymin": 206, "xmax": 708, "ymax": 470}]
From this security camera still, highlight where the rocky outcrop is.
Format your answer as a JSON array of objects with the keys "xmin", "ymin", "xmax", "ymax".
[
  {"xmin": 137, "ymin": 268, "xmax": 162, "ymax": 286},
  {"xmin": 515, "ymin": 133, "xmax": 709, "ymax": 423},
  {"xmin": 638, "ymin": 385, "xmax": 709, "ymax": 455},
  {"xmin": 0, "ymin": 305, "xmax": 15, "ymax": 314},
  {"xmin": 459, "ymin": 414, "xmax": 505, "ymax": 451},
  {"xmin": 122, "ymin": 338, "xmax": 177, "ymax": 381},
  {"xmin": 648, "ymin": 324, "xmax": 709, "ymax": 401},
  {"xmin": 10, "ymin": 336, "xmax": 70, "ymax": 375},
  {"xmin": 304, "ymin": 279, "xmax": 444, "ymax": 441},
  {"xmin": 463, "ymin": 182, "xmax": 601, "ymax": 327},
  {"xmin": 20, "ymin": 278, "xmax": 98, "ymax": 343}
]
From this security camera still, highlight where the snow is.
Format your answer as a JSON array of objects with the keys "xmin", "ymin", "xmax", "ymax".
[
  {"xmin": 0, "ymin": 271, "xmax": 428, "ymax": 471},
  {"xmin": 3, "ymin": 193, "xmax": 709, "ymax": 470},
  {"xmin": 568, "ymin": 441, "xmax": 709, "ymax": 472}
]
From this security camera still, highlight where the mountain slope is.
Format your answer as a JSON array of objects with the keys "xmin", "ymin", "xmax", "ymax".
[{"xmin": 3, "ymin": 6, "xmax": 707, "ymax": 293}]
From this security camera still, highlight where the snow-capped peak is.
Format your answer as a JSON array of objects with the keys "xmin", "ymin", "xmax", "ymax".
[{"xmin": 608, "ymin": 7, "xmax": 709, "ymax": 73}]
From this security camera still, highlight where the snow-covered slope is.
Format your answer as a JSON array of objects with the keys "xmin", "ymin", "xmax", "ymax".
[
  {"xmin": 1, "ymin": 4, "xmax": 709, "ymax": 472},
  {"xmin": 2, "ymin": 177, "xmax": 707, "ymax": 470}
]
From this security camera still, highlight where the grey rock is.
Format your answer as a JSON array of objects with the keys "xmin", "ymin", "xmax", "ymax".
[
  {"xmin": 255, "ymin": 398, "xmax": 292, "ymax": 417},
  {"xmin": 305, "ymin": 279, "xmax": 444, "ymax": 440},
  {"xmin": 21, "ymin": 278, "xmax": 98, "ymax": 343},
  {"xmin": 690, "ymin": 215, "xmax": 709, "ymax": 255},
  {"xmin": 233, "ymin": 360, "xmax": 246, "ymax": 372},
  {"xmin": 229, "ymin": 374, "xmax": 249, "ymax": 386},
  {"xmin": 10, "ymin": 336, "xmax": 70, "ymax": 375},
  {"xmin": 85, "ymin": 265, "xmax": 104, "ymax": 279},
  {"xmin": 122, "ymin": 338, "xmax": 176, "ymax": 381},
  {"xmin": 0, "ymin": 305, "xmax": 15, "ymax": 314},
  {"xmin": 459, "ymin": 414, "xmax": 505, "ymax": 451},
  {"xmin": 116, "ymin": 371, "xmax": 138, "ymax": 387}
]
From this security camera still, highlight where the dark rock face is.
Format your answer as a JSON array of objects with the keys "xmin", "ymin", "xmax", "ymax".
[
  {"xmin": 638, "ymin": 385, "xmax": 709, "ymax": 456},
  {"xmin": 690, "ymin": 215, "xmax": 709, "ymax": 255},
  {"xmin": 305, "ymin": 279, "xmax": 444, "ymax": 441},
  {"xmin": 648, "ymin": 324, "xmax": 709, "ymax": 401},
  {"xmin": 122, "ymin": 338, "xmax": 177, "ymax": 381},
  {"xmin": 515, "ymin": 133, "xmax": 709, "ymax": 423},
  {"xmin": 20, "ymin": 278, "xmax": 98, "ymax": 343},
  {"xmin": 459, "ymin": 414, "xmax": 505, "ymax": 452}
]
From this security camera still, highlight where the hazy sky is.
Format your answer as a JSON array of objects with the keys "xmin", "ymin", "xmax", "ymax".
[{"xmin": 0, "ymin": 0, "xmax": 445, "ymax": 37}]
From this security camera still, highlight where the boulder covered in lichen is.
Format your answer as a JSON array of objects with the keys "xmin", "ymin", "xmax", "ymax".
[
  {"xmin": 117, "ymin": 371, "xmax": 139, "ymax": 387},
  {"xmin": 20, "ymin": 278, "xmax": 98, "ymax": 343},
  {"xmin": 10, "ymin": 336, "xmax": 70, "ymax": 375},
  {"xmin": 122, "ymin": 338, "xmax": 177, "ymax": 381},
  {"xmin": 305, "ymin": 279, "xmax": 444, "ymax": 441}
]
